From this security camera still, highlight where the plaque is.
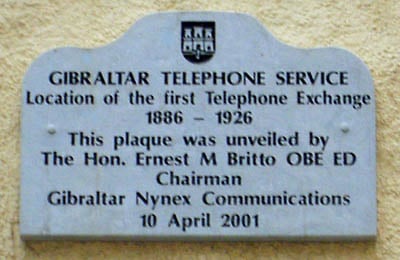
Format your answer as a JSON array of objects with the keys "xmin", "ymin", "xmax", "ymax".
[{"xmin": 20, "ymin": 12, "xmax": 376, "ymax": 240}]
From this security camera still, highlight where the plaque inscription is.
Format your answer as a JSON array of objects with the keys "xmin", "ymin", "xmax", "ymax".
[{"xmin": 20, "ymin": 12, "xmax": 376, "ymax": 240}]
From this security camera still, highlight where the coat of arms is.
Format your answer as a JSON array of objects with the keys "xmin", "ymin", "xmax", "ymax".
[{"xmin": 181, "ymin": 21, "xmax": 215, "ymax": 63}]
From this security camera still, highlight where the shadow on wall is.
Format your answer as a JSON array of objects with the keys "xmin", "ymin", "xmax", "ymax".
[{"xmin": 23, "ymin": 241, "xmax": 377, "ymax": 259}]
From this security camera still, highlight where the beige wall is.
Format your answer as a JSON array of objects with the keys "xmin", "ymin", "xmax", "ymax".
[{"xmin": 1, "ymin": 0, "xmax": 399, "ymax": 259}]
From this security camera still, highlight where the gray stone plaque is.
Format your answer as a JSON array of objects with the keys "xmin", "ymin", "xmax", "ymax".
[{"xmin": 20, "ymin": 12, "xmax": 376, "ymax": 240}]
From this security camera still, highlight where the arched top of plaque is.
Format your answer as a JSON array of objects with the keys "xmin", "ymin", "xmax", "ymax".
[{"xmin": 26, "ymin": 12, "xmax": 373, "ymax": 89}]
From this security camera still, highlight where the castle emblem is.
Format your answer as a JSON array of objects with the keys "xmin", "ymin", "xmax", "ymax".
[{"xmin": 181, "ymin": 21, "xmax": 215, "ymax": 63}]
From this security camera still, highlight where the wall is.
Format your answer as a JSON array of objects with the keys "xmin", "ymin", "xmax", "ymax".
[{"xmin": 0, "ymin": 0, "xmax": 399, "ymax": 259}]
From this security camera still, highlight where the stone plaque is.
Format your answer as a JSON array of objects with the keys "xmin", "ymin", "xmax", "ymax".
[{"xmin": 20, "ymin": 12, "xmax": 376, "ymax": 240}]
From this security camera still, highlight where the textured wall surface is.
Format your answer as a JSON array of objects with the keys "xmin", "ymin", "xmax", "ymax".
[{"xmin": 0, "ymin": 0, "xmax": 399, "ymax": 259}]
